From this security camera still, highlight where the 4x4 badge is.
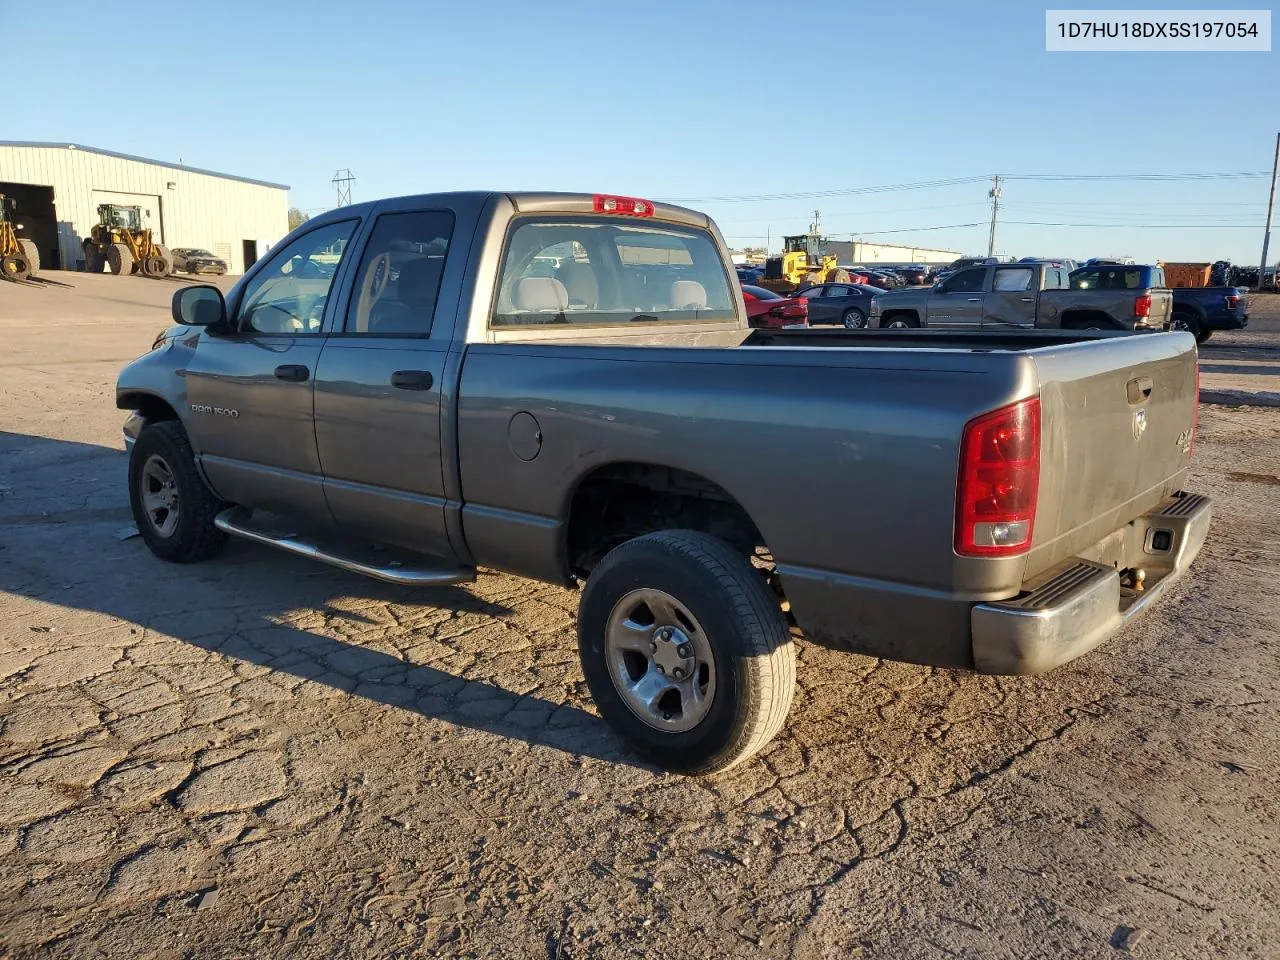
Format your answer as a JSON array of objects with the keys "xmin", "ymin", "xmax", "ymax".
[
  {"xmin": 1132, "ymin": 409, "xmax": 1147, "ymax": 439},
  {"xmin": 1176, "ymin": 429, "xmax": 1192, "ymax": 453}
]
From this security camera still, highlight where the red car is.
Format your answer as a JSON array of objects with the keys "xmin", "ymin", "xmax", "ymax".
[{"xmin": 741, "ymin": 284, "xmax": 809, "ymax": 328}]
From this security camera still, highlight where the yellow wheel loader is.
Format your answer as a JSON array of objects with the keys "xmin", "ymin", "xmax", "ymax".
[
  {"xmin": 0, "ymin": 194, "xmax": 39, "ymax": 282},
  {"xmin": 82, "ymin": 204, "xmax": 172, "ymax": 277}
]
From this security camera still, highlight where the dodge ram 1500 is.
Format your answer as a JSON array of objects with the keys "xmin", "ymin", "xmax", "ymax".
[{"xmin": 116, "ymin": 191, "xmax": 1211, "ymax": 773}]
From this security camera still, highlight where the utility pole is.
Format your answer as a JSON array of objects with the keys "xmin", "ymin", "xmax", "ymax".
[
  {"xmin": 987, "ymin": 175, "xmax": 1001, "ymax": 257},
  {"xmin": 332, "ymin": 169, "xmax": 355, "ymax": 207},
  {"xmin": 1259, "ymin": 133, "xmax": 1279, "ymax": 289}
]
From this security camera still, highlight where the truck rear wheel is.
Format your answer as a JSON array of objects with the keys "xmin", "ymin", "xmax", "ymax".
[
  {"xmin": 128, "ymin": 421, "xmax": 228, "ymax": 563},
  {"xmin": 577, "ymin": 530, "xmax": 795, "ymax": 774},
  {"xmin": 18, "ymin": 239, "xmax": 39, "ymax": 274},
  {"xmin": 107, "ymin": 243, "xmax": 134, "ymax": 276}
]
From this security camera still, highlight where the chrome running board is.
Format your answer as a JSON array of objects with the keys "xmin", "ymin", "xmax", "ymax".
[{"xmin": 214, "ymin": 508, "xmax": 475, "ymax": 587}]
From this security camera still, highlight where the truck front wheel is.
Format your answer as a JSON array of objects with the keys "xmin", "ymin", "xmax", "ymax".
[
  {"xmin": 577, "ymin": 530, "xmax": 795, "ymax": 774},
  {"xmin": 128, "ymin": 421, "xmax": 228, "ymax": 563}
]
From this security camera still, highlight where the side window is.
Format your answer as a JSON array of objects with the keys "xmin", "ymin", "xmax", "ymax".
[
  {"xmin": 799, "ymin": 286, "xmax": 825, "ymax": 299},
  {"xmin": 993, "ymin": 267, "xmax": 1033, "ymax": 292},
  {"xmin": 1070, "ymin": 269, "xmax": 1100, "ymax": 290},
  {"xmin": 345, "ymin": 211, "xmax": 454, "ymax": 335},
  {"xmin": 238, "ymin": 221, "xmax": 355, "ymax": 335},
  {"xmin": 943, "ymin": 268, "xmax": 985, "ymax": 293},
  {"xmin": 824, "ymin": 285, "xmax": 851, "ymax": 298}
]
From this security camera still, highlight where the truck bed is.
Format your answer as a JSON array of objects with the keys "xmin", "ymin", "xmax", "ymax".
[{"xmin": 743, "ymin": 328, "xmax": 1115, "ymax": 350}]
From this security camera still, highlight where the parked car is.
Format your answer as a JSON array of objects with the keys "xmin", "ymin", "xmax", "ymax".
[
  {"xmin": 736, "ymin": 266, "xmax": 763, "ymax": 284},
  {"xmin": 171, "ymin": 248, "xmax": 228, "ymax": 275},
  {"xmin": 1019, "ymin": 256, "xmax": 1079, "ymax": 272},
  {"xmin": 870, "ymin": 261, "xmax": 1172, "ymax": 331},
  {"xmin": 1083, "ymin": 257, "xmax": 1136, "ymax": 267},
  {"xmin": 858, "ymin": 269, "xmax": 902, "ymax": 289},
  {"xmin": 741, "ymin": 284, "xmax": 809, "ymax": 328},
  {"xmin": 895, "ymin": 265, "xmax": 930, "ymax": 286},
  {"xmin": 116, "ymin": 190, "xmax": 1209, "ymax": 774},
  {"xmin": 1170, "ymin": 286, "xmax": 1249, "ymax": 343},
  {"xmin": 799, "ymin": 282, "xmax": 885, "ymax": 327}
]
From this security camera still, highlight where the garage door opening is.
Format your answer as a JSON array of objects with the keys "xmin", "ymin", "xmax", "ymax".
[{"xmin": 0, "ymin": 182, "xmax": 58, "ymax": 269}]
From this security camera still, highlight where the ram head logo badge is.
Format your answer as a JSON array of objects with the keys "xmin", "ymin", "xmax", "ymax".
[{"xmin": 1132, "ymin": 409, "xmax": 1148, "ymax": 440}]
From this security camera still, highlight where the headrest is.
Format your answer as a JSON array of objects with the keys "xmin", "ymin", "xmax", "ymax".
[
  {"xmin": 670, "ymin": 280, "xmax": 707, "ymax": 309},
  {"xmin": 514, "ymin": 277, "xmax": 569, "ymax": 312}
]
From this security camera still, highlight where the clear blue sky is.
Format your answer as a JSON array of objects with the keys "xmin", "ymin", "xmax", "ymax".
[{"xmin": 6, "ymin": 0, "xmax": 1277, "ymax": 263}]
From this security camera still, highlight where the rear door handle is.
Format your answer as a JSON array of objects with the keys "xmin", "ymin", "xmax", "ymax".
[
  {"xmin": 966, "ymin": 297, "xmax": 983, "ymax": 302},
  {"xmin": 1019, "ymin": 297, "xmax": 1035, "ymax": 302},
  {"xmin": 274, "ymin": 364, "xmax": 310, "ymax": 382},
  {"xmin": 390, "ymin": 370, "xmax": 434, "ymax": 391}
]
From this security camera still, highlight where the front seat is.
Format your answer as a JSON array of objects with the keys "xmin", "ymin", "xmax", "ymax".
[
  {"xmin": 369, "ymin": 257, "xmax": 443, "ymax": 333},
  {"xmin": 557, "ymin": 260, "xmax": 599, "ymax": 308}
]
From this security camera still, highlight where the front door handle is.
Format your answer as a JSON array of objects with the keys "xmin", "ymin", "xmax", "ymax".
[
  {"xmin": 274, "ymin": 364, "xmax": 310, "ymax": 382},
  {"xmin": 390, "ymin": 370, "xmax": 434, "ymax": 391},
  {"xmin": 1019, "ymin": 297, "xmax": 1035, "ymax": 302},
  {"xmin": 966, "ymin": 297, "xmax": 983, "ymax": 302}
]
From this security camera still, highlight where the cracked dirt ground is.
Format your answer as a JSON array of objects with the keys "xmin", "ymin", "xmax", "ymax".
[{"xmin": 1, "ymin": 276, "xmax": 1278, "ymax": 959}]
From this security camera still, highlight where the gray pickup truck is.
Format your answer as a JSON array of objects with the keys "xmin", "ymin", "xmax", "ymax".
[
  {"xmin": 870, "ymin": 261, "xmax": 1173, "ymax": 332},
  {"xmin": 115, "ymin": 191, "xmax": 1210, "ymax": 774}
]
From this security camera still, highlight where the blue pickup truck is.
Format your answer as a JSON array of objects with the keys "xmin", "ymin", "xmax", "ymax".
[{"xmin": 1170, "ymin": 286, "xmax": 1248, "ymax": 343}]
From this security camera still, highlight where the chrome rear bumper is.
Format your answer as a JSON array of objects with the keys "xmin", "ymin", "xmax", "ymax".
[{"xmin": 971, "ymin": 492, "xmax": 1212, "ymax": 675}]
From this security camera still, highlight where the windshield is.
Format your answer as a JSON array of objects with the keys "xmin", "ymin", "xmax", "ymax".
[{"xmin": 493, "ymin": 218, "xmax": 736, "ymax": 327}]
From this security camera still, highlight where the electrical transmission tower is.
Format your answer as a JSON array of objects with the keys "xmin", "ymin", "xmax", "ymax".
[{"xmin": 332, "ymin": 169, "xmax": 355, "ymax": 207}]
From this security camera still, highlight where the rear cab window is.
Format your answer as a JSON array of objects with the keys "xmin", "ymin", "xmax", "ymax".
[{"xmin": 492, "ymin": 218, "xmax": 737, "ymax": 329}]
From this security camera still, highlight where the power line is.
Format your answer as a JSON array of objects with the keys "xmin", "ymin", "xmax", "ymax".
[
  {"xmin": 660, "ymin": 176, "xmax": 988, "ymax": 203},
  {"xmin": 663, "ymin": 171, "xmax": 1272, "ymax": 205},
  {"xmin": 1005, "ymin": 220, "xmax": 1263, "ymax": 228}
]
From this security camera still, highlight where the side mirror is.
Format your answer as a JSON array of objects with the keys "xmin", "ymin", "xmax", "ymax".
[{"xmin": 172, "ymin": 285, "xmax": 228, "ymax": 329}]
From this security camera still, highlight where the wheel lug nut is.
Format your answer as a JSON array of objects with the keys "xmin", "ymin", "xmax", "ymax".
[
  {"xmin": 672, "ymin": 667, "xmax": 685, "ymax": 680},
  {"xmin": 677, "ymin": 645, "xmax": 690, "ymax": 658}
]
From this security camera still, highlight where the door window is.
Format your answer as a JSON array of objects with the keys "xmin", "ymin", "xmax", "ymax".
[
  {"xmin": 823, "ymin": 285, "xmax": 852, "ymax": 298},
  {"xmin": 799, "ymin": 286, "xmax": 825, "ymax": 299},
  {"xmin": 344, "ymin": 211, "xmax": 454, "ymax": 335},
  {"xmin": 237, "ymin": 221, "xmax": 356, "ymax": 335},
  {"xmin": 940, "ymin": 268, "xmax": 985, "ymax": 293},
  {"xmin": 992, "ymin": 267, "xmax": 1033, "ymax": 292}
]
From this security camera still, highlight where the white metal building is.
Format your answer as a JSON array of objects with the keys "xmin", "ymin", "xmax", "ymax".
[{"xmin": 0, "ymin": 141, "xmax": 289, "ymax": 274}]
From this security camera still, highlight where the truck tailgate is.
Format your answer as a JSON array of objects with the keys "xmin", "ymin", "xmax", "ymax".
[{"xmin": 1027, "ymin": 332, "xmax": 1198, "ymax": 577}]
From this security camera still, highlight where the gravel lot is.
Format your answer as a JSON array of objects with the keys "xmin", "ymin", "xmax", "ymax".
[{"xmin": 1, "ymin": 275, "xmax": 1278, "ymax": 959}]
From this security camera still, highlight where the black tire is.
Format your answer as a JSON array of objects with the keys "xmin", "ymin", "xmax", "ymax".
[
  {"xmin": 1171, "ymin": 311, "xmax": 1201, "ymax": 339},
  {"xmin": 128, "ymin": 421, "xmax": 228, "ymax": 563},
  {"xmin": 83, "ymin": 240, "xmax": 103, "ymax": 273},
  {"xmin": 18, "ymin": 239, "xmax": 39, "ymax": 274},
  {"xmin": 107, "ymin": 243, "xmax": 134, "ymax": 276},
  {"xmin": 881, "ymin": 313, "xmax": 918, "ymax": 329},
  {"xmin": 1, "ymin": 253, "xmax": 31, "ymax": 282},
  {"xmin": 842, "ymin": 307, "xmax": 866, "ymax": 329},
  {"xmin": 577, "ymin": 530, "xmax": 795, "ymax": 775},
  {"xmin": 153, "ymin": 244, "xmax": 173, "ymax": 276},
  {"xmin": 1195, "ymin": 329, "xmax": 1213, "ymax": 344}
]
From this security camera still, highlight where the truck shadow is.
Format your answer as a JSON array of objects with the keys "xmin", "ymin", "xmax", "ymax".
[{"xmin": 0, "ymin": 430, "xmax": 639, "ymax": 769}]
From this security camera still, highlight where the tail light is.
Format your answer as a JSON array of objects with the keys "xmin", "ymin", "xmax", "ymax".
[
  {"xmin": 1226, "ymin": 294, "xmax": 1239, "ymax": 309},
  {"xmin": 1134, "ymin": 294, "xmax": 1152, "ymax": 318},
  {"xmin": 955, "ymin": 398, "xmax": 1041, "ymax": 557},
  {"xmin": 593, "ymin": 194, "xmax": 654, "ymax": 217}
]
